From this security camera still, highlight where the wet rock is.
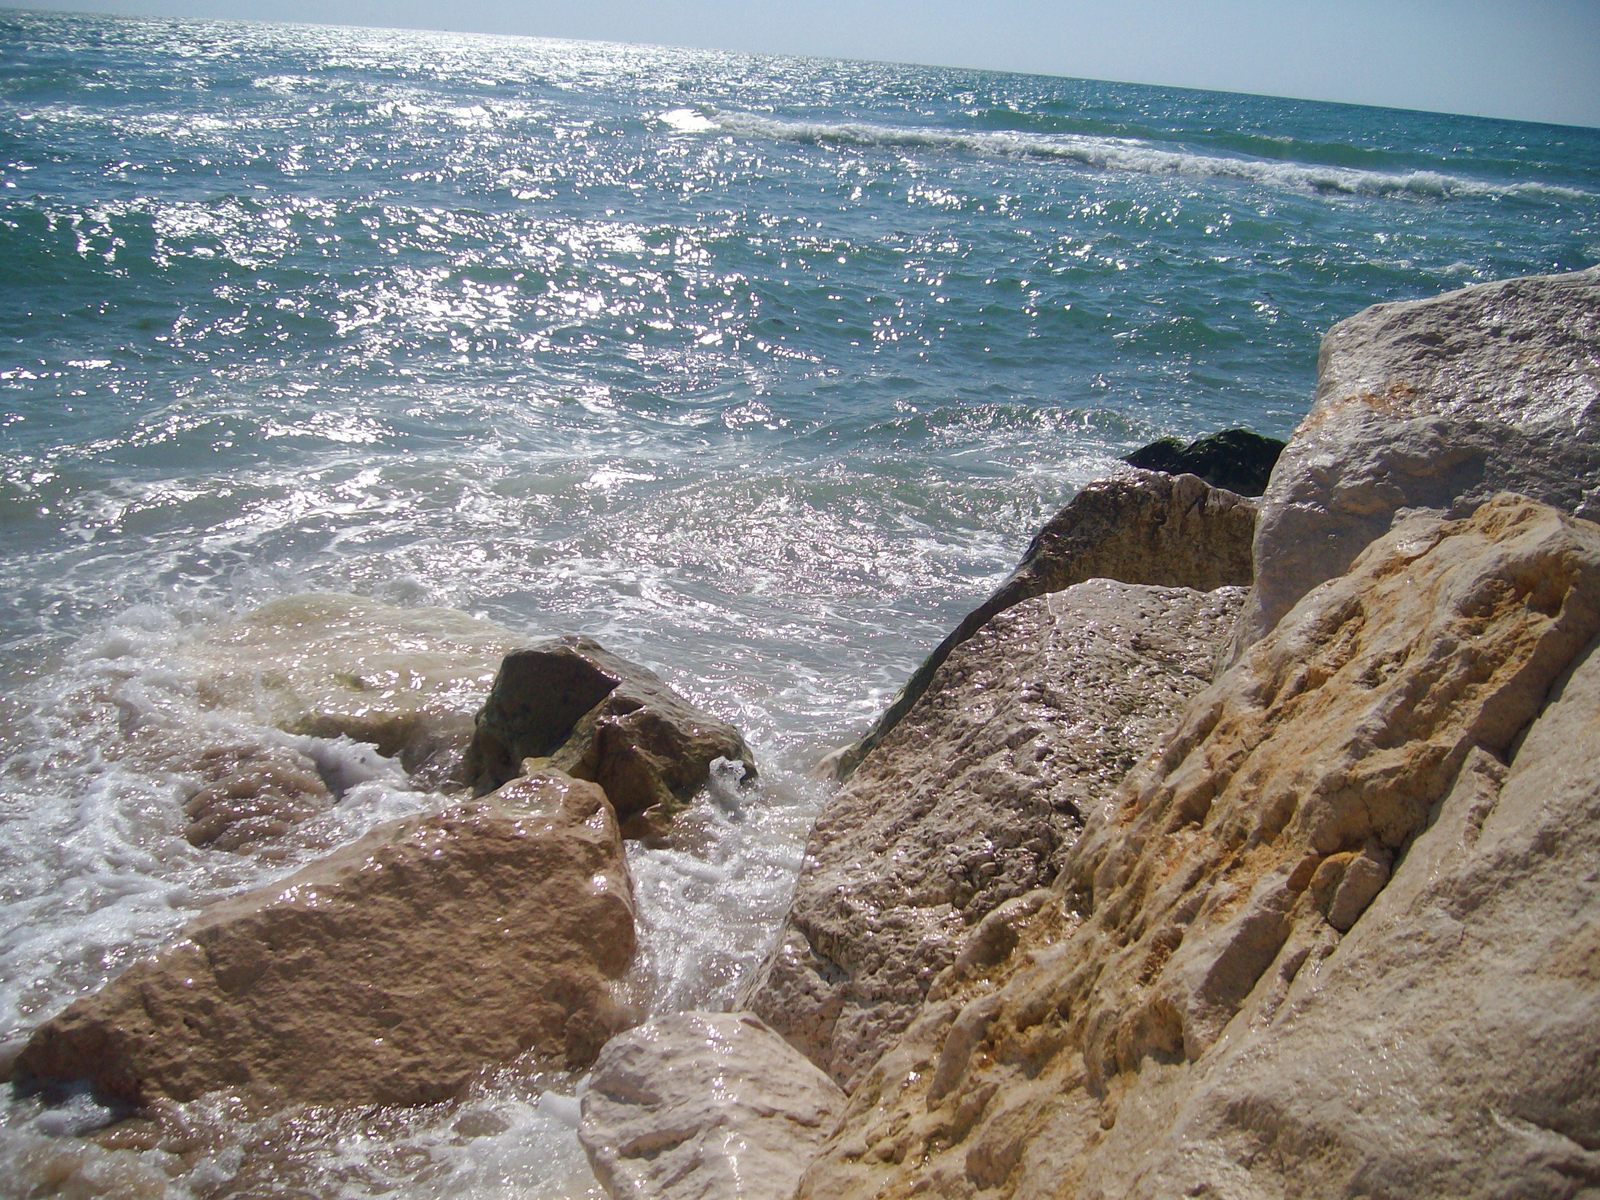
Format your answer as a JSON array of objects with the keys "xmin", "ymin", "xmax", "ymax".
[
  {"xmin": 1238, "ymin": 265, "xmax": 1600, "ymax": 651},
  {"xmin": 838, "ymin": 469, "xmax": 1257, "ymax": 776},
  {"xmin": 180, "ymin": 742, "xmax": 335, "ymax": 852},
  {"xmin": 185, "ymin": 593, "xmax": 517, "ymax": 787},
  {"xmin": 16, "ymin": 771, "xmax": 637, "ymax": 1108},
  {"xmin": 745, "ymin": 580, "xmax": 1244, "ymax": 1089},
  {"xmin": 580, "ymin": 1011, "xmax": 846, "ymax": 1200},
  {"xmin": 796, "ymin": 495, "xmax": 1600, "ymax": 1199},
  {"xmin": 1122, "ymin": 427, "xmax": 1286, "ymax": 495},
  {"xmin": 465, "ymin": 636, "xmax": 755, "ymax": 836}
]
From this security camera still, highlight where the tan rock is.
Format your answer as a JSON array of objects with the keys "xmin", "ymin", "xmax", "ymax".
[
  {"xmin": 579, "ymin": 1011, "xmax": 847, "ymax": 1200},
  {"xmin": 465, "ymin": 636, "xmax": 756, "ymax": 836},
  {"xmin": 16, "ymin": 771, "xmax": 636, "ymax": 1108},
  {"xmin": 1239, "ymin": 265, "xmax": 1600, "ymax": 651},
  {"xmin": 745, "ymin": 580, "xmax": 1244, "ymax": 1089},
  {"xmin": 840, "ymin": 469, "xmax": 1256, "ymax": 776},
  {"xmin": 798, "ymin": 495, "xmax": 1600, "ymax": 1198},
  {"xmin": 180, "ymin": 741, "xmax": 335, "ymax": 851}
]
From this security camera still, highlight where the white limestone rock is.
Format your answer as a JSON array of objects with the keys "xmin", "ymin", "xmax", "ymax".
[
  {"xmin": 579, "ymin": 1011, "xmax": 846, "ymax": 1200},
  {"xmin": 1239, "ymin": 265, "xmax": 1600, "ymax": 650},
  {"xmin": 796, "ymin": 494, "xmax": 1600, "ymax": 1199}
]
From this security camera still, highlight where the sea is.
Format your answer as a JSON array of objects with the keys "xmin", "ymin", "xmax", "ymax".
[{"xmin": 1, "ymin": 7, "xmax": 1596, "ymax": 1195}]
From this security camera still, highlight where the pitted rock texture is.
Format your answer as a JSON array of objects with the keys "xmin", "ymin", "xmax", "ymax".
[
  {"xmin": 840, "ymin": 469, "xmax": 1256, "ymax": 775},
  {"xmin": 797, "ymin": 495, "xmax": 1600, "ymax": 1199},
  {"xmin": 17, "ymin": 772, "xmax": 636, "ymax": 1108},
  {"xmin": 465, "ymin": 636, "xmax": 756, "ymax": 837},
  {"xmin": 185, "ymin": 593, "xmax": 517, "ymax": 786},
  {"xmin": 745, "ymin": 580, "xmax": 1244, "ymax": 1089},
  {"xmin": 1239, "ymin": 265, "xmax": 1600, "ymax": 650},
  {"xmin": 580, "ymin": 1011, "xmax": 846, "ymax": 1200}
]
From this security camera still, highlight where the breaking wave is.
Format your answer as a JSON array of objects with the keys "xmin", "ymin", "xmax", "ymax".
[{"xmin": 667, "ymin": 109, "xmax": 1592, "ymax": 202}]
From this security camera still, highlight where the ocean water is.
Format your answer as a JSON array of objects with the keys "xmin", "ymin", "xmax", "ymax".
[{"xmin": 1, "ymin": 8, "xmax": 1597, "ymax": 1194}]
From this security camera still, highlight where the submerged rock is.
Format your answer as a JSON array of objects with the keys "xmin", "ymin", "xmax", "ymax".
[
  {"xmin": 837, "ymin": 469, "xmax": 1256, "ymax": 776},
  {"xmin": 465, "ymin": 636, "xmax": 756, "ymax": 837},
  {"xmin": 1239, "ymin": 265, "xmax": 1600, "ymax": 651},
  {"xmin": 580, "ymin": 1011, "xmax": 846, "ymax": 1200},
  {"xmin": 16, "ymin": 771, "xmax": 636, "ymax": 1108},
  {"xmin": 184, "ymin": 593, "xmax": 518, "ymax": 787},
  {"xmin": 1122, "ymin": 427, "xmax": 1286, "ymax": 496},
  {"xmin": 180, "ymin": 742, "xmax": 335, "ymax": 852},
  {"xmin": 745, "ymin": 580, "xmax": 1244, "ymax": 1089},
  {"xmin": 797, "ymin": 494, "xmax": 1600, "ymax": 1199}
]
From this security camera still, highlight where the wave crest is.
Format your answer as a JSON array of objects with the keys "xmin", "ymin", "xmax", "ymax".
[{"xmin": 686, "ymin": 110, "xmax": 1589, "ymax": 202}]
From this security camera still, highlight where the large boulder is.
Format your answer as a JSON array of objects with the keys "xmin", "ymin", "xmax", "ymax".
[
  {"xmin": 1122, "ymin": 427, "xmax": 1286, "ymax": 496},
  {"xmin": 1238, "ymin": 265, "xmax": 1600, "ymax": 651},
  {"xmin": 796, "ymin": 495, "xmax": 1600, "ymax": 1199},
  {"xmin": 837, "ymin": 469, "xmax": 1257, "ymax": 776},
  {"xmin": 580, "ymin": 1011, "xmax": 846, "ymax": 1200},
  {"xmin": 744, "ymin": 579, "xmax": 1244, "ymax": 1089},
  {"xmin": 465, "ymin": 636, "xmax": 755, "ymax": 837},
  {"xmin": 15, "ymin": 771, "xmax": 637, "ymax": 1108}
]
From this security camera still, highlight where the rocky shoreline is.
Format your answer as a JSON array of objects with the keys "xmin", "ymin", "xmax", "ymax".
[
  {"xmin": 8, "ymin": 265, "xmax": 1600, "ymax": 1197},
  {"xmin": 586, "ymin": 265, "xmax": 1600, "ymax": 1199}
]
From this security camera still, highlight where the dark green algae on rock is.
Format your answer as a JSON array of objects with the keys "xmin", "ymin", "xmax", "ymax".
[{"xmin": 1121, "ymin": 427, "xmax": 1286, "ymax": 496}]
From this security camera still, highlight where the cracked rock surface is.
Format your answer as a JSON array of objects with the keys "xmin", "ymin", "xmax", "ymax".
[
  {"xmin": 1238, "ymin": 265, "xmax": 1600, "ymax": 652},
  {"xmin": 580, "ymin": 1011, "xmax": 846, "ymax": 1200}
]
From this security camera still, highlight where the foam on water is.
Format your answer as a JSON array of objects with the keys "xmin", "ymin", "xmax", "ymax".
[{"xmin": 695, "ymin": 109, "xmax": 1595, "ymax": 201}]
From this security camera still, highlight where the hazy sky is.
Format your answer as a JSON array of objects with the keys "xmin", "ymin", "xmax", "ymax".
[{"xmin": 16, "ymin": 0, "xmax": 1600, "ymax": 128}]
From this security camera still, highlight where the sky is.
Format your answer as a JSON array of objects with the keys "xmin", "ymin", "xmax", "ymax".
[{"xmin": 14, "ymin": 0, "xmax": 1600, "ymax": 128}]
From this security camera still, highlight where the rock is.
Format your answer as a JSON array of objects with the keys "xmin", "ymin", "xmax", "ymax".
[
  {"xmin": 744, "ymin": 580, "xmax": 1244, "ymax": 1089},
  {"xmin": 464, "ymin": 636, "xmax": 756, "ymax": 836},
  {"xmin": 15, "ymin": 771, "xmax": 637, "ymax": 1108},
  {"xmin": 180, "ymin": 742, "xmax": 335, "ymax": 851},
  {"xmin": 796, "ymin": 495, "xmax": 1600, "ymax": 1198},
  {"xmin": 1238, "ymin": 265, "xmax": 1600, "ymax": 651},
  {"xmin": 185, "ymin": 593, "xmax": 518, "ymax": 787},
  {"xmin": 1122, "ymin": 428, "xmax": 1286, "ymax": 496},
  {"xmin": 837, "ymin": 469, "xmax": 1257, "ymax": 776},
  {"xmin": 580, "ymin": 1011, "xmax": 846, "ymax": 1200}
]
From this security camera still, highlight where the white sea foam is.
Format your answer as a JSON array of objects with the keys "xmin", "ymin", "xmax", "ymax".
[
  {"xmin": 693, "ymin": 110, "xmax": 1592, "ymax": 202},
  {"xmin": 659, "ymin": 107, "xmax": 716, "ymax": 133}
]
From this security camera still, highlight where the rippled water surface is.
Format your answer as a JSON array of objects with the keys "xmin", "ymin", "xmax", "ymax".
[{"xmin": 2, "ymin": 9, "xmax": 1597, "ymax": 1195}]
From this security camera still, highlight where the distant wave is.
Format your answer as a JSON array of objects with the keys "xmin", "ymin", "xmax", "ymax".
[{"xmin": 661, "ymin": 109, "xmax": 1590, "ymax": 202}]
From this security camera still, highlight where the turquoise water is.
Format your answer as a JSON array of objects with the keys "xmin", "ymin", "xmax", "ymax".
[{"xmin": 1, "ymin": 9, "xmax": 1597, "ymax": 1195}]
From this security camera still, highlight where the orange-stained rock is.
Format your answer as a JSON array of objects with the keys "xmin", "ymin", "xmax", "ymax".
[
  {"xmin": 16, "ymin": 771, "xmax": 636, "ymax": 1108},
  {"xmin": 797, "ymin": 495, "xmax": 1600, "ymax": 1199},
  {"xmin": 744, "ymin": 580, "xmax": 1244, "ymax": 1089}
]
